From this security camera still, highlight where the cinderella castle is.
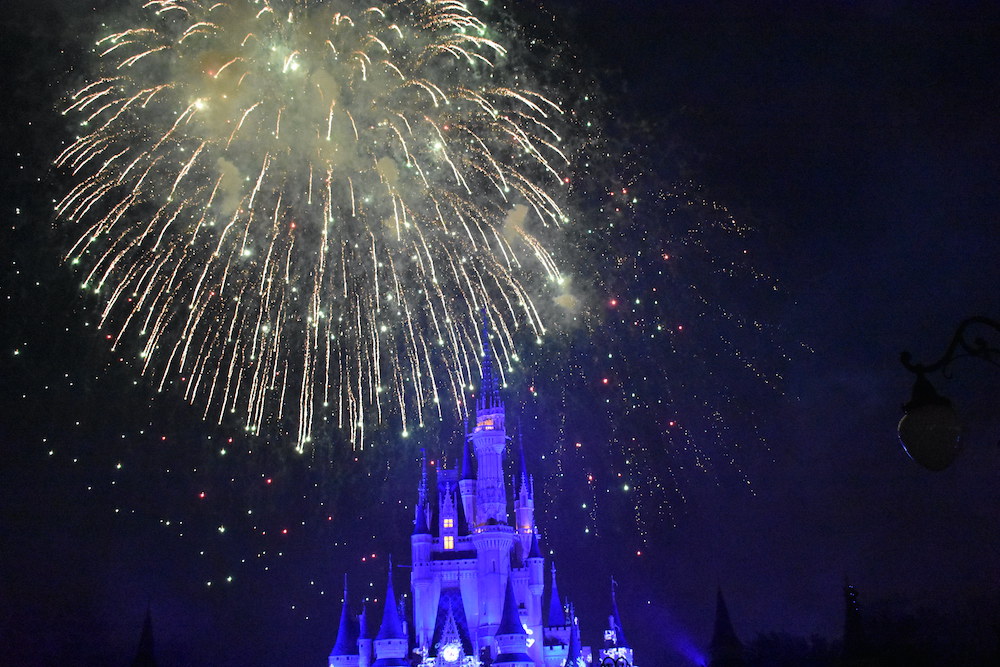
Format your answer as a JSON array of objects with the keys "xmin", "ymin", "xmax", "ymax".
[{"xmin": 326, "ymin": 321, "xmax": 637, "ymax": 667}]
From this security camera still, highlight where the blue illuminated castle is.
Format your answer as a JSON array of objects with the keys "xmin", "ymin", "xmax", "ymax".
[{"xmin": 328, "ymin": 320, "xmax": 636, "ymax": 666}]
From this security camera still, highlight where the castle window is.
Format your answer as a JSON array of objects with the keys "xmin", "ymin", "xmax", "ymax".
[
  {"xmin": 443, "ymin": 535, "xmax": 454, "ymax": 550},
  {"xmin": 443, "ymin": 518, "xmax": 454, "ymax": 529}
]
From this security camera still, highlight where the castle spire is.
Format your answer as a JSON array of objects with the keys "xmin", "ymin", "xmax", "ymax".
[
  {"xmin": 608, "ymin": 577, "xmax": 629, "ymax": 648},
  {"xmin": 371, "ymin": 558, "xmax": 408, "ymax": 667},
  {"xmin": 564, "ymin": 605, "xmax": 585, "ymax": 666},
  {"xmin": 330, "ymin": 575, "xmax": 360, "ymax": 659},
  {"xmin": 376, "ymin": 558, "xmax": 404, "ymax": 641},
  {"xmin": 518, "ymin": 435, "xmax": 530, "ymax": 497},
  {"xmin": 130, "ymin": 605, "xmax": 156, "ymax": 667},
  {"xmin": 547, "ymin": 563, "xmax": 567, "ymax": 627},
  {"xmin": 497, "ymin": 575, "xmax": 527, "ymax": 637},
  {"xmin": 469, "ymin": 308, "xmax": 509, "ymax": 525},
  {"xmin": 708, "ymin": 588, "xmax": 745, "ymax": 667},
  {"xmin": 414, "ymin": 450, "xmax": 429, "ymax": 535},
  {"xmin": 460, "ymin": 436, "xmax": 474, "ymax": 481},
  {"xmin": 527, "ymin": 531, "xmax": 542, "ymax": 559},
  {"xmin": 477, "ymin": 308, "xmax": 501, "ymax": 411},
  {"xmin": 493, "ymin": 576, "xmax": 534, "ymax": 667}
]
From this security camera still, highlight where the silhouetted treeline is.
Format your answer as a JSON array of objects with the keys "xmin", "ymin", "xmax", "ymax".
[{"xmin": 744, "ymin": 592, "xmax": 1000, "ymax": 667}]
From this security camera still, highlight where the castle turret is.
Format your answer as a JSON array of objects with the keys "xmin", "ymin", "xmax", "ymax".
[
  {"xmin": 708, "ymin": 589, "xmax": 745, "ymax": 667},
  {"xmin": 471, "ymin": 311, "xmax": 508, "ymax": 526},
  {"xmin": 411, "ymin": 453, "xmax": 435, "ymax": 651},
  {"xmin": 547, "ymin": 564, "xmax": 567, "ymax": 628},
  {"xmin": 438, "ymin": 471, "xmax": 459, "ymax": 552},
  {"xmin": 329, "ymin": 576, "xmax": 360, "ymax": 667},
  {"xmin": 469, "ymin": 312, "xmax": 516, "ymax": 646},
  {"xmin": 459, "ymin": 435, "xmax": 477, "ymax": 524},
  {"xmin": 513, "ymin": 440, "xmax": 536, "ymax": 557},
  {"xmin": 563, "ymin": 606, "xmax": 586, "ymax": 667},
  {"xmin": 130, "ymin": 606, "xmax": 156, "ymax": 667},
  {"xmin": 599, "ymin": 578, "xmax": 634, "ymax": 665},
  {"xmin": 543, "ymin": 564, "xmax": 571, "ymax": 667},
  {"xmin": 493, "ymin": 575, "xmax": 533, "ymax": 667},
  {"xmin": 523, "ymin": 532, "xmax": 545, "ymax": 664},
  {"xmin": 372, "ymin": 560, "xmax": 408, "ymax": 667},
  {"xmin": 358, "ymin": 605, "xmax": 373, "ymax": 667}
]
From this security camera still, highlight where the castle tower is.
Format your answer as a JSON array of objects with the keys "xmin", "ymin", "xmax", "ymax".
[
  {"xmin": 469, "ymin": 312, "xmax": 516, "ymax": 648},
  {"xmin": 130, "ymin": 606, "xmax": 156, "ymax": 667},
  {"xmin": 329, "ymin": 575, "xmax": 360, "ymax": 667},
  {"xmin": 411, "ymin": 452, "xmax": 435, "ymax": 651},
  {"xmin": 372, "ymin": 560, "xmax": 409, "ymax": 667},
  {"xmin": 438, "ymin": 471, "xmax": 459, "ymax": 553},
  {"xmin": 563, "ymin": 606, "xmax": 586, "ymax": 667},
  {"xmin": 598, "ymin": 578, "xmax": 634, "ymax": 664},
  {"xmin": 459, "ymin": 436, "xmax": 477, "ymax": 524},
  {"xmin": 542, "ymin": 564, "xmax": 571, "ymax": 667},
  {"xmin": 357, "ymin": 605, "xmax": 373, "ymax": 667},
  {"xmin": 493, "ymin": 575, "xmax": 534, "ymax": 667},
  {"xmin": 471, "ymin": 311, "xmax": 508, "ymax": 526},
  {"xmin": 513, "ymin": 440, "xmax": 536, "ymax": 557},
  {"xmin": 708, "ymin": 589, "xmax": 745, "ymax": 667},
  {"xmin": 524, "ymin": 532, "xmax": 545, "ymax": 664}
]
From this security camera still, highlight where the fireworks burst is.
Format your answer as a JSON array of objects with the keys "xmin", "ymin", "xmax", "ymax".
[{"xmin": 55, "ymin": 0, "xmax": 574, "ymax": 448}]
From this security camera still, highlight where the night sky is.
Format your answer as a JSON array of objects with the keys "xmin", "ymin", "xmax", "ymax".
[{"xmin": 3, "ymin": 1, "xmax": 1000, "ymax": 665}]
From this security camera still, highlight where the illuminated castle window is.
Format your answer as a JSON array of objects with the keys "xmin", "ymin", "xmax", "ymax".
[
  {"xmin": 443, "ymin": 535, "xmax": 454, "ymax": 550},
  {"xmin": 443, "ymin": 518, "xmax": 454, "ymax": 529}
]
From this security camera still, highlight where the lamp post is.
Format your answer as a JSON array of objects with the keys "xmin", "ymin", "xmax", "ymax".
[{"xmin": 898, "ymin": 316, "xmax": 1000, "ymax": 471}]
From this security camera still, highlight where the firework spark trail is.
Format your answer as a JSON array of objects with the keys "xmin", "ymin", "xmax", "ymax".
[{"xmin": 56, "ymin": 0, "xmax": 573, "ymax": 448}]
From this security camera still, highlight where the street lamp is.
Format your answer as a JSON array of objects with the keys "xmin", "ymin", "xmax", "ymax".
[{"xmin": 898, "ymin": 316, "xmax": 1000, "ymax": 471}]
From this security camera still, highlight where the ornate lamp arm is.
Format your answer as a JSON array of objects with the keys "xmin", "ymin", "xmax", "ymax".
[{"xmin": 900, "ymin": 316, "xmax": 1000, "ymax": 376}]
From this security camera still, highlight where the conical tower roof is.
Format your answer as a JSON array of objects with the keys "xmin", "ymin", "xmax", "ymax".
[
  {"xmin": 130, "ymin": 606, "xmax": 156, "ymax": 667},
  {"xmin": 455, "ymin": 486, "xmax": 470, "ymax": 535},
  {"xmin": 518, "ymin": 437, "xmax": 530, "ymax": 495},
  {"xmin": 547, "ymin": 563, "xmax": 567, "ymax": 627},
  {"xmin": 527, "ymin": 531, "xmax": 542, "ymax": 559},
  {"xmin": 359, "ymin": 603, "xmax": 371, "ymax": 639},
  {"xmin": 497, "ymin": 575, "xmax": 526, "ymax": 637},
  {"xmin": 460, "ymin": 436, "xmax": 474, "ymax": 480},
  {"xmin": 330, "ymin": 575, "xmax": 360, "ymax": 656},
  {"xmin": 709, "ymin": 588, "xmax": 745, "ymax": 667},
  {"xmin": 608, "ymin": 577, "xmax": 630, "ymax": 648},
  {"xmin": 477, "ymin": 309, "xmax": 501, "ymax": 410},
  {"xmin": 564, "ymin": 606, "xmax": 584, "ymax": 666},
  {"xmin": 376, "ymin": 559, "xmax": 405, "ymax": 641},
  {"xmin": 413, "ymin": 450, "xmax": 430, "ymax": 535}
]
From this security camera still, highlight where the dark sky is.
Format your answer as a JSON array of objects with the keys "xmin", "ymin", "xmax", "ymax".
[{"xmin": 3, "ymin": 1, "xmax": 1000, "ymax": 665}]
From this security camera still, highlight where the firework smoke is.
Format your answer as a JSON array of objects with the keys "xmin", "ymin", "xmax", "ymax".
[{"xmin": 56, "ymin": 0, "xmax": 574, "ymax": 448}]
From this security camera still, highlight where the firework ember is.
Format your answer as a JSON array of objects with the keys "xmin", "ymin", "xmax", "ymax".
[{"xmin": 56, "ymin": 0, "xmax": 573, "ymax": 448}]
